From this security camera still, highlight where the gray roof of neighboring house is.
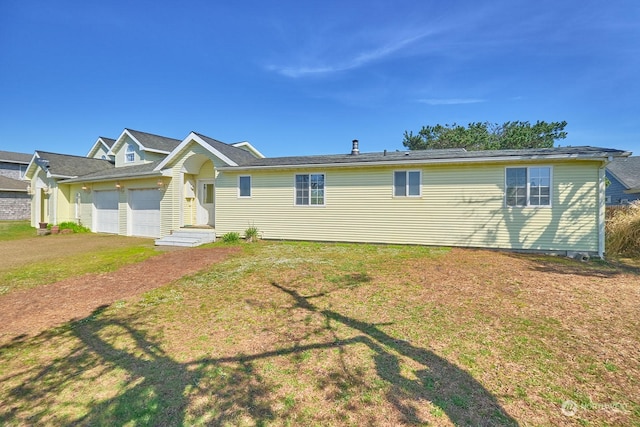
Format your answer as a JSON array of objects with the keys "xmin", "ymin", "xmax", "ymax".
[
  {"xmin": 0, "ymin": 150, "xmax": 31, "ymax": 164},
  {"xmin": 194, "ymin": 132, "xmax": 261, "ymax": 165},
  {"xmin": 61, "ymin": 161, "xmax": 162, "ymax": 183},
  {"xmin": 34, "ymin": 151, "xmax": 114, "ymax": 178},
  {"xmin": 222, "ymin": 146, "xmax": 629, "ymax": 169},
  {"xmin": 0, "ymin": 175, "xmax": 28, "ymax": 191},
  {"xmin": 606, "ymin": 156, "xmax": 640, "ymax": 190},
  {"xmin": 127, "ymin": 129, "xmax": 181, "ymax": 152}
]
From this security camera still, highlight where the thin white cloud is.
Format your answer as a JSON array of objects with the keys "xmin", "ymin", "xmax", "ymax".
[
  {"xmin": 417, "ymin": 98, "xmax": 486, "ymax": 105},
  {"xmin": 268, "ymin": 30, "xmax": 433, "ymax": 78}
]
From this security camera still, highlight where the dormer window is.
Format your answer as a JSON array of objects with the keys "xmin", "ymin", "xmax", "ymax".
[{"xmin": 125, "ymin": 144, "xmax": 135, "ymax": 163}]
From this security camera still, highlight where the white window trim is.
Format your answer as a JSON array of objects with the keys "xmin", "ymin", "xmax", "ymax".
[
  {"xmin": 125, "ymin": 144, "xmax": 135, "ymax": 163},
  {"xmin": 393, "ymin": 170, "xmax": 422, "ymax": 198},
  {"xmin": 294, "ymin": 172, "xmax": 326, "ymax": 206},
  {"xmin": 238, "ymin": 175, "xmax": 252, "ymax": 198},
  {"xmin": 504, "ymin": 166, "xmax": 553, "ymax": 208}
]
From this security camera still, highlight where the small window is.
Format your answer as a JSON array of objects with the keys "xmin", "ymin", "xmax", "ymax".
[
  {"xmin": 295, "ymin": 173, "xmax": 324, "ymax": 205},
  {"xmin": 506, "ymin": 167, "xmax": 551, "ymax": 207},
  {"xmin": 394, "ymin": 171, "xmax": 421, "ymax": 197},
  {"xmin": 125, "ymin": 144, "xmax": 135, "ymax": 163},
  {"xmin": 605, "ymin": 196, "xmax": 612, "ymax": 204},
  {"xmin": 239, "ymin": 176, "xmax": 251, "ymax": 198},
  {"xmin": 203, "ymin": 183, "xmax": 214, "ymax": 204}
]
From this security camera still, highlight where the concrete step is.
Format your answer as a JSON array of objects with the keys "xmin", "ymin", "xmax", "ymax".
[{"xmin": 154, "ymin": 229, "xmax": 216, "ymax": 247}]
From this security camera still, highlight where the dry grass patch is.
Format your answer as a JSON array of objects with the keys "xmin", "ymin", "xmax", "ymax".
[{"xmin": 1, "ymin": 242, "xmax": 638, "ymax": 426}]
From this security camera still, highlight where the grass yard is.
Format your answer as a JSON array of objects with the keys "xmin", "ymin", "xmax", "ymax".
[
  {"xmin": 0, "ymin": 221, "xmax": 158, "ymax": 296},
  {"xmin": 0, "ymin": 238, "xmax": 638, "ymax": 426}
]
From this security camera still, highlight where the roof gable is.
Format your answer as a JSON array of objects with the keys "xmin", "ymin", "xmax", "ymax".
[
  {"xmin": 606, "ymin": 156, "xmax": 640, "ymax": 190},
  {"xmin": 155, "ymin": 132, "xmax": 261, "ymax": 171},
  {"xmin": 86, "ymin": 137, "xmax": 116, "ymax": 158}
]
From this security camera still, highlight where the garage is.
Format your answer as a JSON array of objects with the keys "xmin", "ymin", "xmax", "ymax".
[
  {"xmin": 94, "ymin": 190, "xmax": 119, "ymax": 234},
  {"xmin": 129, "ymin": 189, "xmax": 161, "ymax": 238}
]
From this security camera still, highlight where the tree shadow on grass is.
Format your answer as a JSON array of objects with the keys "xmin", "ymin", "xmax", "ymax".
[
  {"xmin": 1, "ymin": 284, "xmax": 519, "ymax": 426},
  {"xmin": 271, "ymin": 282, "xmax": 519, "ymax": 426}
]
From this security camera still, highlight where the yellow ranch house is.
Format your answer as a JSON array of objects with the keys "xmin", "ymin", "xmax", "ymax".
[{"xmin": 23, "ymin": 128, "xmax": 629, "ymax": 258}]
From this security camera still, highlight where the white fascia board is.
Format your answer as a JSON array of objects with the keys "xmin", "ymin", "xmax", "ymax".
[
  {"xmin": 0, "ymin": 159, "xmax": 30, "ymax": 165},
  {"xmin": 24, "ymin": 152, "xmax": 41, "ymax": 180},
  {"xmin": 155, "ymin": 132, "xmax": 237, "ymax": 171},
  {"xmin": 59, "ymin": 170, "xmax": 164, "ymax": 184},
  {"xmin": 218, "ymin": 153, "xmax": 614, "ymax": 172},
  {"xmin": 48, "ymin": 173, "xmax": 76, "ymax": 179},
  {"xmin": 111, "ymin": 129, "xmax": 143, "ymax": 155},
  {"xmin": 86, "ymin": 138, "xmax": 109, "ymax": 157},
  {"xmin": 232, "ymin": 141, "xmax": 266, "ymax": 158}
]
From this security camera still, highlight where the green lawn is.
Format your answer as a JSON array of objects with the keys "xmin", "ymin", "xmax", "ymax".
[
  {"xmin": 0, "ymin": 240, "xmax": 638, "ymax": 426},
  {"xmin": 0, "ymin": 220, "xmax": 35, "ymax": 241}
]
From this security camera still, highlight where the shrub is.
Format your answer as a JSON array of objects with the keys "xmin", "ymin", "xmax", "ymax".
[
  {"xmin": 221, "ymin": 232, "xmax": 241, "ymax": 244},
  {"xmin": 606, "ymin": 202, "xmax": 640, "ymax": 256},
  {"xmin": 58, "ymin": 221, "xmax": 91, "ymax": 233},
  {"xmin": 244, "ymin": 226, "xmax": 259, "ymax": 242}
]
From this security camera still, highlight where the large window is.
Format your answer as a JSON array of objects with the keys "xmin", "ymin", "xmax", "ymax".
[
  {"xmin": 506, "ymin": 167, "xmax": 551, "ymax": 207},
  {"xmin": 394, "ymin": 171, "xmax": 421, "ymax": 197},
  {"xmin": 239, "ymin": 176, "xmax": 251, "ymax": 198},
  {"xmin": 125, "ymin": 144, "xmax": 135, "ymax": 163},
  {"xmin": 295, "ymin": 173, "xmax": 324, "ymax": 205}
]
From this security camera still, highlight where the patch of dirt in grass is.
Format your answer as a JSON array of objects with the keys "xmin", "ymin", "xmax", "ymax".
[
  {"xmin": 0, "ymin": 234, "xmax": 154, "ymax": 270},
  {"xmin": 0, "ymin": 246, "xmax": 240, "ymax": 344}
]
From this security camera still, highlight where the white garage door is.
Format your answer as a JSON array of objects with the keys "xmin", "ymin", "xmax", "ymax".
[
  {"xmin": 129, "ymin": 189, "xmax": 161, "ymax": 238},
  {"xmin": 94, "ymin": 190, "xmax": 119, "ymax": 234}
]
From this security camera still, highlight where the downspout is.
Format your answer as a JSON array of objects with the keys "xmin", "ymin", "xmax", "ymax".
[{"xmin": 598, "ymin": 157, "xmax": 612, "ymax": 259}]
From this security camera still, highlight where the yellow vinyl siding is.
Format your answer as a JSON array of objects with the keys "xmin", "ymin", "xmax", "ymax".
[{"xmin": 215, "ymin": 160, "xmax": 601, "ymax": 252}]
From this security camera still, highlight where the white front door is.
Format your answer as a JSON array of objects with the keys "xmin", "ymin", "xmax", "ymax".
[{"xmin": 196, "ymin": 179, "xmax": 215, "ymax": 226}]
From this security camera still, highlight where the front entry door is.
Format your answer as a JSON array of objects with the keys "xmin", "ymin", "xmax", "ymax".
[{"xmin": 196, "ymin": 179, "xmax": 215, "ymax": 226}]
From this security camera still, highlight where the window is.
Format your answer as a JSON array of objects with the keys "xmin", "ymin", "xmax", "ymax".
[
  {"xmin": 506, "ymin": 167, "xmax": 551, "ymax": 207},
  {"xmin": 19, "ymin": 165, "xmax": 26, "ymax": 179},
  {"xmin": 239, "ymin": 176, "xmax": 251, "ymax": 198},
  {"xmin": 203, "ymin": 183, "xmax": 214, "ymax": 204},
  {"xmin": 295, "ymin": 173, "xmax": 324, "ymax": 205},
  {"xmin": 394, "ymin": 171, "xmax": 421, "ymax": 197},
  {"xmin": 125, "ymin": 144, "xmax": 135, "ymax": 163}
]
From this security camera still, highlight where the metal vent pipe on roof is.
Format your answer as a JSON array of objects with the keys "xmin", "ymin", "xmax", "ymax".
[{"xmin": 351, "ymin": 139, "xmax": 360, "ymax": 155}]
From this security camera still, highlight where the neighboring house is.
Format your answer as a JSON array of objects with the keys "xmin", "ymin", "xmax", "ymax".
[
  {"xmin": 0, "ymin": 150, "xmax": 31, "ymax": 220},
  {"xmin": 605, "ymin": 156, "xmax": 640, "ymax": 205},
  {"xmin": 24, "ymin": 129, "xmax": 629, "ymax": 257}
]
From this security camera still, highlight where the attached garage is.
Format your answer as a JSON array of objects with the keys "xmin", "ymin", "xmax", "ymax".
[
  {"xmin": 93, "ymin": 190, "xmax": 119, "ymax": 234},
  {"xmin": 129, "ymin": 188, "xmax": 161, "ymax": 238}
]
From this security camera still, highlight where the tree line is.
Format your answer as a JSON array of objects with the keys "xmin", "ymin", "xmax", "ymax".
[{"xmin": 403, "ymin": 120, "xmax": 567, "ymax": 151}]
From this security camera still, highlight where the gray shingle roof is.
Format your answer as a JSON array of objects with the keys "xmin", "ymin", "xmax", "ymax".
[
  {"xmin": 126, "ymin": 129, "xmax": 181, "ymax": 152},
  {"xmin": 194, "ymin": 132, "xmax": 260, "ymax": 165},
  {"xmin": 606, "ymin": 156, "xmax": 640, "ymax": 190},
  {"xmin": 0, "ymin": 150, "xmax": 31, "ymax": 164},
  {"xmin": 34, "ymin": 151, "xmax": 114, "ymax": 177},
  {"xmin": 223, "ymin": 146, "xmax": 628, "ymax": 169},
  {"xmin": 0, "ymin": 175, "xmax": 28, "ymax": 191},
  {"xmin": 61, "ymin": 161, "xmax": 162, "ymax": 183},
  {"xmin": 100, "ymin": 137, "xmax": 116, "ymax": 148}
]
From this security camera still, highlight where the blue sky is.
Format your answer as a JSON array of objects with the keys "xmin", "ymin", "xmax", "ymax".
[{"xmin": 1, "ymin": 0, "xmax": 639, "ymax": 158}]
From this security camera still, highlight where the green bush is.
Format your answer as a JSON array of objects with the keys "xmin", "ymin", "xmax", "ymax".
[
  {"xmin": 244, "ymin": 226, "xmax": 259, "ymax": 242},
  {"xmin": 221, "ymin": 232, "xmax": 241, "ymax": 243},
  {"xmin": 58, "ymin": 221, "xmax": 91, "ymax": 233}
]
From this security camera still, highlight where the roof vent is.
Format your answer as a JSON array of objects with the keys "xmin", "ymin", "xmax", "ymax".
[{"xmin": 351, "ymin": 139, "xmax": 360, "ymax": 155}]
